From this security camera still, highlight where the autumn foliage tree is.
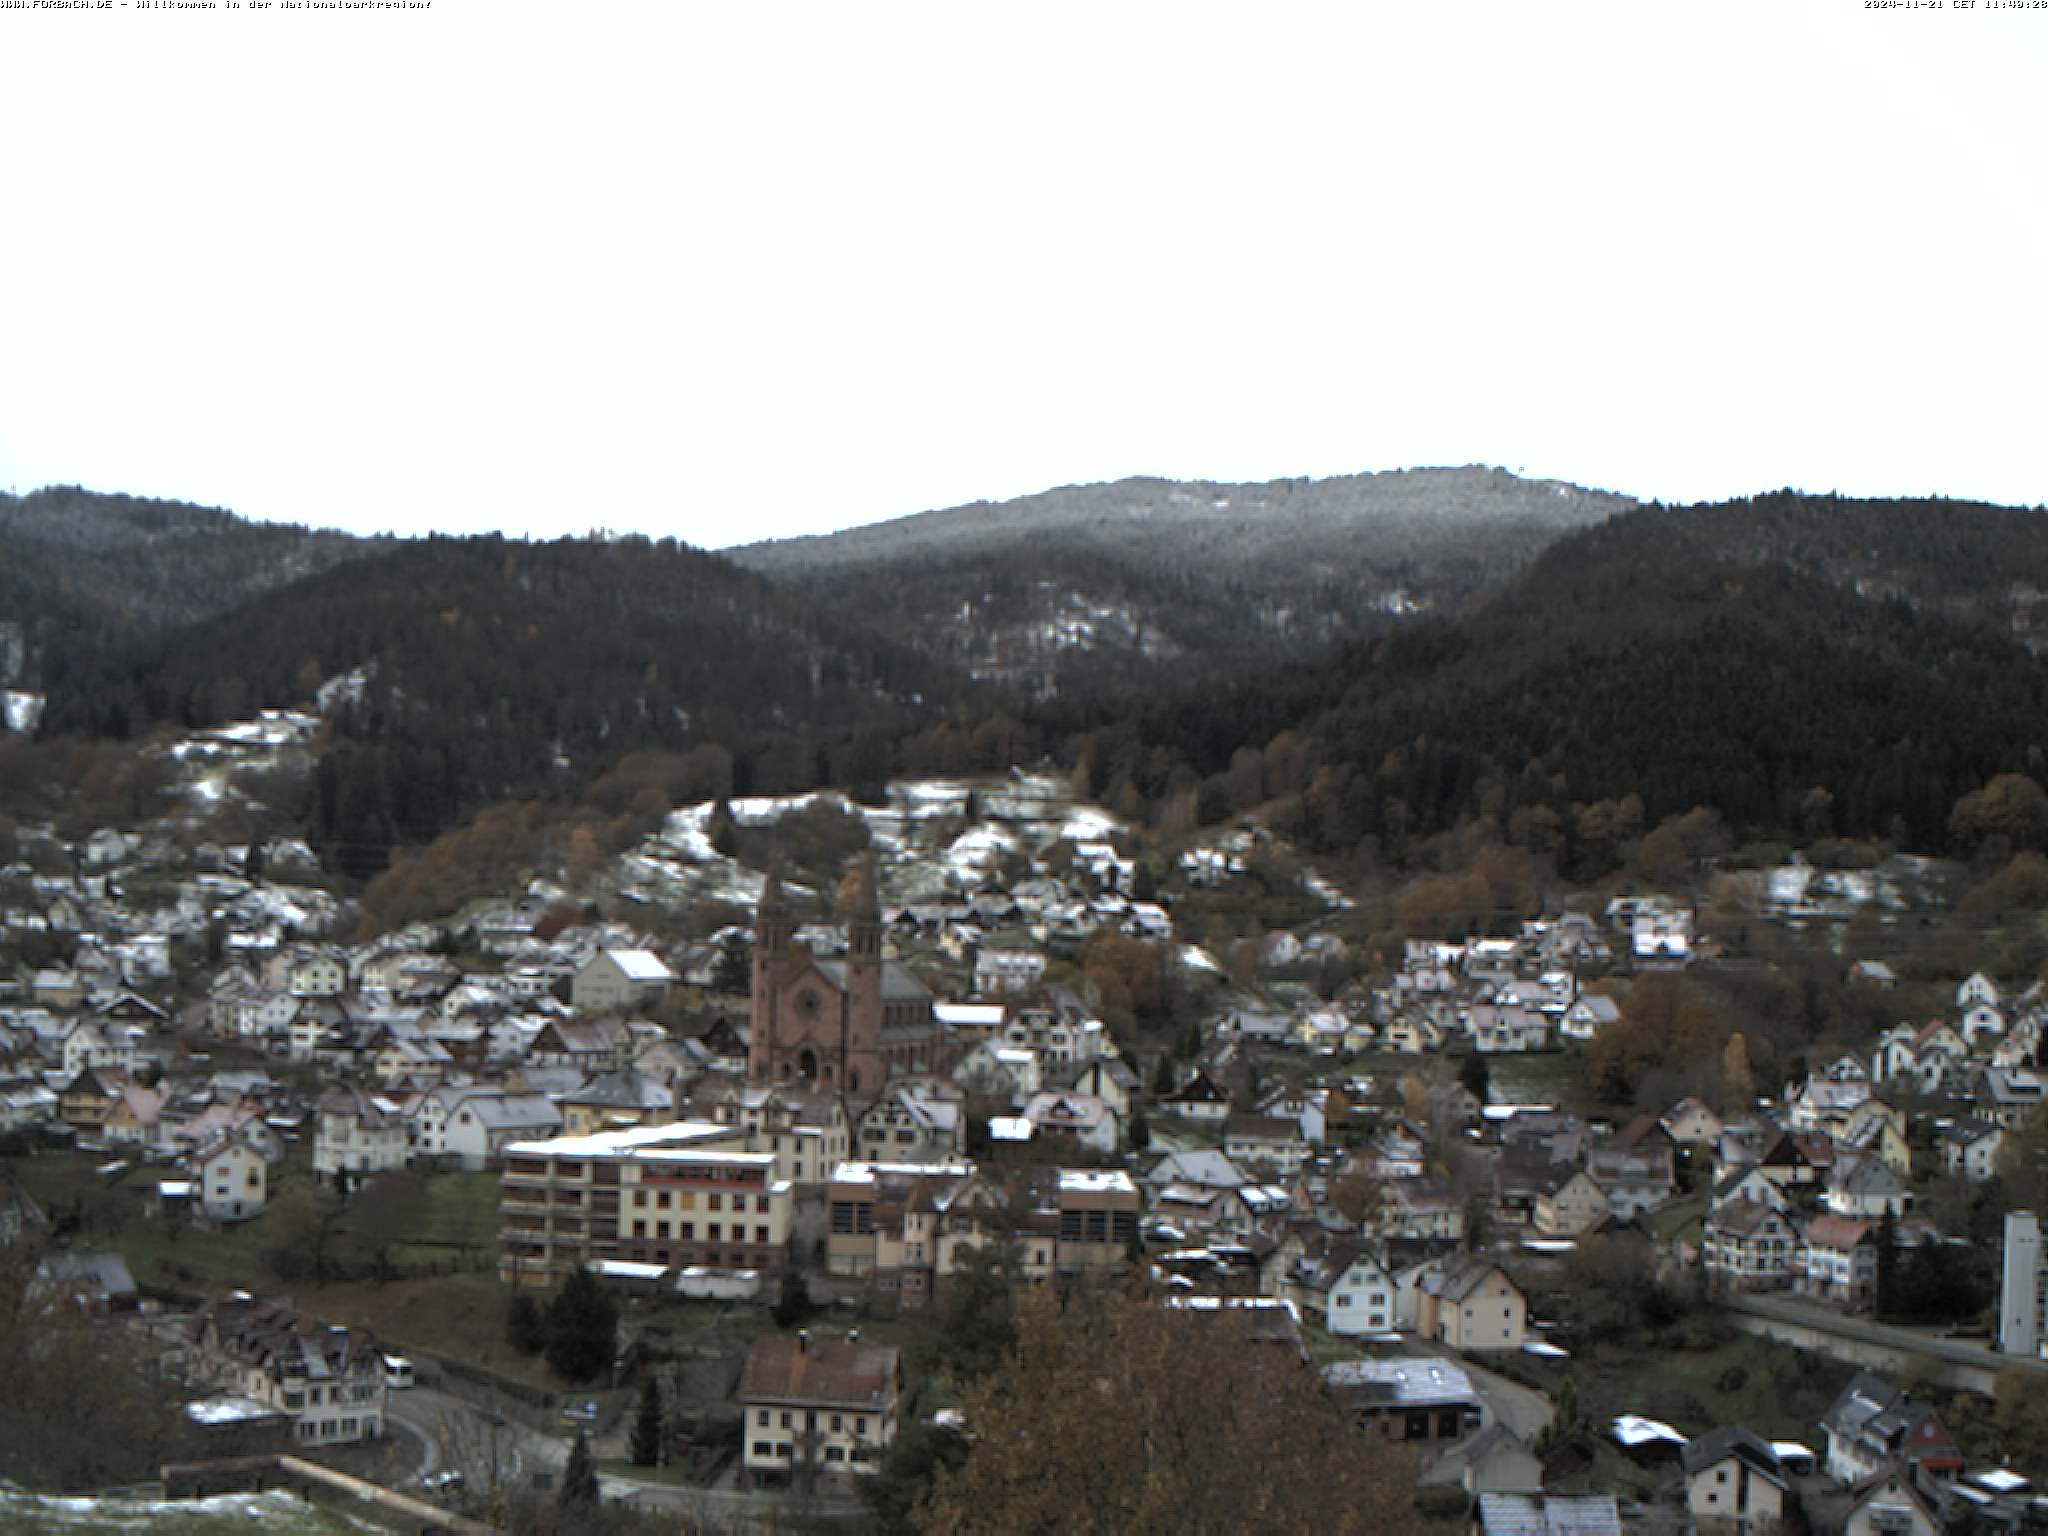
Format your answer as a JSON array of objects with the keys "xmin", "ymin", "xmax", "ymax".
[
  {"xmin": 1952, "ymin": 773, "xmax": 2048, "ymax": 857},
  {"xmin": 920, "ymin": 1284, "xmax": 1425, "ymax": 1535},
  {"xmin": 1585, "ymin": 972, "xmax": 1739, "ymax": 1110}
]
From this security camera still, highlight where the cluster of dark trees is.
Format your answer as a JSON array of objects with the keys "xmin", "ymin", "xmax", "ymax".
[
  {"xmin": 31, "ymin": 532, "xmax": 964, "ymax": 877},
  {"xmin": 1045, "ymin": 510, "xmax": 2048, "ymax": 865},
  {"xmin": 506, "ymin": 1265, "xmax": 619, "ymax": 1383}
]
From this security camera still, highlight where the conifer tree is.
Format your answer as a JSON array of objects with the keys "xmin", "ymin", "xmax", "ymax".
[
  {"xmin": 544, "ymin": 1266, "xmax": 619, "ymax": 1383},
  {"xmin": 629, "ymin": 1376, "xmax": 663, "ymax": 1469},
  {"xmin": 560, "ymin": 1427, "xmax": 599, "ymax": 1506}
]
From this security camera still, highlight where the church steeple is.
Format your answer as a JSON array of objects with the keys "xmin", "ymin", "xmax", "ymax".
[
  {"xmin": 756, "ymin": 863, "xmax": 791, "ymax": 955},
  {"xmin": 848, "ymin": 853, "xmax": 882, "ymax": 964}
]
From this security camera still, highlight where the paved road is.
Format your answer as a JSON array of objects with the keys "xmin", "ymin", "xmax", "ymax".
[
  {"xmin": 382, "ymin": 1387, "xmax": 441, "ymax": 1480},
  {"xmin": 1459, "ymin": 1355, "xmax": 1555, "ymax": 1439},
  {"xmin": 386, "ymin": 1382, "xmax": 567, "ymax": 1500},
  {"xmin": 1726, "ymin": 1293, "xmax": 2048, "ymax": 1376}
]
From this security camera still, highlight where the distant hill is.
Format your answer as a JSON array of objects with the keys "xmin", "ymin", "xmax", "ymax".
[
  {"xmin": 1092, "ymin": 491, "xmax": 2048, "ymax": 859},
  {"xmin": 0, "ymin": 486, "xmax": 385, "ymax": 686},
  {"xmin": 727, "ymin": 467, "xmax": 1636, "ymax": 696}
]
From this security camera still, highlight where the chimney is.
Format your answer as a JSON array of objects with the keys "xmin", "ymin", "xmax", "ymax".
[{"xmin": 797, "ymin": 1329, "xmax": 809, "ymax": 1354}]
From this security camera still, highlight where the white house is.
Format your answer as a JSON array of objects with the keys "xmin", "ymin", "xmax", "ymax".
[
  {"xmin": 443, "ymin": 1092, "xmax": 563, "ymax": 1170},
  {"xmin": 313, "ymin": 1088, "xmax": 408, "ymax": 1183},
  {"xmin": 193, "ymin": 1136, "xmax": 268, "ymax": 1222}
]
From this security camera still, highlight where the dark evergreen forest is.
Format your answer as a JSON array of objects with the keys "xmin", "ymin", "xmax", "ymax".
[{"xmin": 7, "ymin": 484, "xmax": 2048, "ymax": 895}]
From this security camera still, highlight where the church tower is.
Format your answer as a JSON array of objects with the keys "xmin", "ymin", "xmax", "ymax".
[
  {"xmin": 746, "ymin": 854, "xmax": 933, "ymax": 1098},
  {"xmin": 843, "ymin": 853, "xmax": 885, "ymax": 1092},
  {"xmin": 747, "ymin": 866, "xmax": 792, "ymax": 1084}
]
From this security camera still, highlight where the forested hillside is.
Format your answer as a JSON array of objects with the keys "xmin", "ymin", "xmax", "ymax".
[
  {"xmin": 0, "ymin": 486, "xmax": 384, "ymax": 691},
  {"xmin": 729, "ymin": 467, "xmax": 1634, "ymax": 695},
  {"xmin": 13, "ymin": 480, "xmax": 2048, "ymax": 896},
  {"xmin": 34, "ymin": 534, "xmax": 961, "ymax": 875},
  {"xmin": 1037, "ymin": 493, "xmax": 2048, "ymax": 868}
]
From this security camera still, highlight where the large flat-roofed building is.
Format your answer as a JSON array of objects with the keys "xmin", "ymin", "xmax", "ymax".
[{"xmin": 499, "ymin": 1122, "xmax": 792, "ymax": 1286}]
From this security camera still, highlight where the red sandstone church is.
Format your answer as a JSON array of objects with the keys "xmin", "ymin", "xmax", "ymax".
[{"xmin": 747, "ymin": 862, "xmax": 960, "ymax": 1098}]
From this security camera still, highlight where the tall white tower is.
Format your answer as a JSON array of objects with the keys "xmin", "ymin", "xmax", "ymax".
[{"xmin": 2000, "ymin": 1210, "xmax": 2044, "ymax": 1357}]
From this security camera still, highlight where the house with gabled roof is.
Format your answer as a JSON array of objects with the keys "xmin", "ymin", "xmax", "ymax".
[
  {"xmin": 1825, "ymin": 1154, "xmax": 1910, "ymax": 1221},
  {"xmin": 1282, "ymin": 1238, "xmax": 1399, "ymax": 1336},
  {"xmin": 1420, "ymin": 1256, "xmax": 1525, "ymax": 1352},
  {"xmin": 1373, "ymin": 1175, "xmax": 1464, "ymax": 1243},
  {"xmin": 1586, "ymin": 1143, "xmax": 1676, "ymax": 1219},
  {"xmin": 191, "ymin": 1134, "xmax": 267, "ymax": 1222},
  {"xmin": 558, "ymin": 1068, "xmax": 674, "ymax": 1138},
  {"xmin": 1959, "ymin": 971, "xmax": 2002, "ymax": 1012},
  {"xmin": 443, "ymin": 1091, "xmax": 563, "ymax": 1170},
  {"xmin": 1682, "ymin": 1426, "xmax": 1787, "ymax": 1535},
  {"xmin": 1534, "ymin": 1170, "xmax": 1609, "ymax": 1237},
  {"xmin": 1790, "ymin": 1074, "xmax": 1872, "ymax": 1135},
  {"xmin": 1661, "ymin": 1094, "xmax": 1724, "ymax": 1147},
  {"xmin": 58, "ymin": 1066, "xmax": 123, "ymax": 1130},
  {"xmin": 1961, "ymin": 1001, "xmax": 2006, "ymax": 1046},
  {"xmin": 528, "ymin": 1015, "xmax": 636, "ymax": 1075},
  {"xmin": 1159, "ymin": 1065, "xmax": 1233, "ymax": 1123},
  {"xmin": 1703, "ymin": 1199, "xmax": 1800, "ymax": 1291},
  {"xmin": 1939, "ymin": 1117, "xmax": 2003, "ymax": 1183},
  {"xmin": 60, "ymin": 1017, "xmax": 136, "ymax": 1080},
  {"xmin": 856, "ymin": 1081, "xmax": 965, "ymax": 1162},
  {"xmin": 1021, "ymin": 1091, "xmax": 1119, "ymax": 1156},
  {"xmin": 1144, "ymin": 1148, "xmax": 1246, "ymax": 1195},
  {"xmin": 1820, "ymin": 1371, "xmax": 1963, "ymax": 1488},
  {"xmin": 1975, "ymin": 1065, "xmax": 2048, "ymax": 1128},
  {"xmin": 1756, "ymin": 1129, "xmax": 1822, "ymax": 1190},
  {"xmin": 1420, "ymin": 1422, "xmax": 1543, "ymax": 1498},
  {"xmin": 573, "ymin": 948, "xmax": 676, "ymax": 1014},
  {"xmin": 1224, "ymin": 1113, "xmax": 1306, "ymax": 1176},
  {"xmin": 1843, "ymin": 1465, "xmax": 1941, "ymax": 1536},
  {"xmin": 740, "ymin": 1332, "xmax": 902, "ymax": 1485},
  {"xmin": 1802, "ymin": 1214, "xmax": 1877, "ymax": 1306},
  {"xmin": 1842, "ymin": 1097, "xmax": 1912, "ymax": 1177},
  {"xmin": 102, "ymin": 1081, "xmax": 166, "ymax": 1147},
  {"xmin": 191, "ymin": 1291, "xmax": 386, "ymax": 1447},
  {"xmin": 312, "ymin": 1086, "xmax": 407, "ymax": 1184}
]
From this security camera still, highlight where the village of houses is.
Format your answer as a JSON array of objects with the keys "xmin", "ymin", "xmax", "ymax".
[{"xmin": 7, "ymin": 768, "xmax": 2048, "ymax": 1534}]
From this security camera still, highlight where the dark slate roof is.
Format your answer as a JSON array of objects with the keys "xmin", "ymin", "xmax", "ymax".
[
  {"xmin": 812, "ymin": 958, "xmax": 931, "ymax": 1004},
  {"xmin": 1680, "ymin": 1425, "xmax": 1786, "ymax": 1484}
]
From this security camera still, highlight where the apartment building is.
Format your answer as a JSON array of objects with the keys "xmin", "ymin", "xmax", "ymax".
[{"xmin": 499, "ymin": 1122, "xmax": 792, "ymax": 1287}]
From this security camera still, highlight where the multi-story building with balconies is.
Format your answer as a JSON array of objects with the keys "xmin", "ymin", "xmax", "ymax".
[{"xmin": 498, "ymin": 1122, "xmax": 792, "ymax": 1287}]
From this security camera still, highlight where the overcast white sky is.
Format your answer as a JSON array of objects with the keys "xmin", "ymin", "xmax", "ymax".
[{"xmin": 1, "ymin": 2, "xmax": 2042, "ymax": 547}]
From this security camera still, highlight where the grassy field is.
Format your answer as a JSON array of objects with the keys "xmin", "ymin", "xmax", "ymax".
[
  {"xmin": 1513, "ymin": 1326, "xmax": 1855, "ymax": 1446},
  {"xmin": 411, "ymin": 1171, "xmax": 501, "ymax": 1250},
  {"xmin": 304, "ymin": 1270, "xmax": 559, "ymax": 1390},
  {"xmin": 2, "ymin": 1152, "xmax": 502, "ymax": 1297}
]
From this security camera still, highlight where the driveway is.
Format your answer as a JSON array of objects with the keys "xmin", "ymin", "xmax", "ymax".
[{"xmin": 1458, "ymin": 1354, "xmax": 1555, "ymax": 1440}]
